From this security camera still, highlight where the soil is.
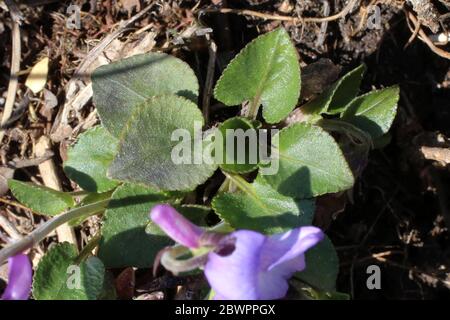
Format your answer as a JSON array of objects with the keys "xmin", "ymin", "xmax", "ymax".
[{"xmin": 0, "ymin": 0, "xmax": 449, "ymax": 300}]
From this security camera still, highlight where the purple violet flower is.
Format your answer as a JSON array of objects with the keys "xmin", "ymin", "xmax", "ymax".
[
  {"xmin": 1, "ymin": 253, "xmax": 32, "ymax": 300},
  {"xmin": 151, "ymin": 204, "xmax": 203, "ymax": 248},
  {"xmin": 150, "ymin": 204, "xmax": 324, "ymax": 300}
]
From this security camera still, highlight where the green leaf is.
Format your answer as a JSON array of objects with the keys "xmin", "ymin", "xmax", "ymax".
[
  {"xmin": 212, "ymin": 175, "xmax": 314, "ymax": 234},
  {"xmin": 92, "ymin": 52, "xmax": 199, "ymax": 136},
  {"xmin": 214, "ymin": 28, "xmax": 300, "ymax": 123},
  {"xmin": 33, "ymin": 243, "xmax": 105, "ymax": 300},
  {"xmin": 108, "ymin": 95, "xmax": 217, "ymax": 191},
  {"xmin": 373, "ymin": 133, "xmax": 392, "ymax": 149},
  {"xmin": 98, "ymin": 183, "xmax": 176, "ymax": 268},
  {"xmin": 261, "ymin": 123, "xmax": 354, "ymax": 198},
  {"xmin": 64, "ymin": 126, "xmax": 119, "ymax": 193},
  {"xmin": 312, "ymin": 290, "xmax": 350, "ymax": 300},
  {"xmin": 301, "ymin": 64, "xmax": 366, "ymax": 116},
  {"xmin": 8, "ymin": 179, "xmax": 75, "ymax": 216},
  {"xmin": 217, "ymin": 117, "xmax": 259, "ymax": 173},
  {"xmin": 69, "ymin": 191, "xmax": 113, "ymax": 226},
  {"xmin": 175, "ymin": 204, "xmax": 211, "ymax": 227},
  {"xmin": 97, "ymin": 271, "xmax": 117, "ymax": 300},
  {"xmin": 292, "ymin": 283, "xmax": 350, "ymax": 300},
  {"xmin": 295, "ymin": 235, "xmax": 339, "ymax": 292},
  {"xmin": 341, "ymin": 86, "xmax": 400, "ymax": 139}
]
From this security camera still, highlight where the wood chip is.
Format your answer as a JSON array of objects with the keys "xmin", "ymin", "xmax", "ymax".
[
  {"xmin": 0, "ymin": 166, "xmax": 14, "ymax": 196},
  {"xmin": 25, "ymin": 57, "xmax": 49, "ymax": 94},
  {"xmin": 420, "ymin": 146, "xmax": 450, "ymax": 166}
]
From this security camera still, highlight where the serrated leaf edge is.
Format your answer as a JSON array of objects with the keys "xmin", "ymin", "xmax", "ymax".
[{"xmin": 261, "ymin": 123, "xmax": 355, "ymax": 197}]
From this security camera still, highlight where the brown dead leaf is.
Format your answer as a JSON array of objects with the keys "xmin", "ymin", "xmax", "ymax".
[
  {"xmin": 50, "ymin": 124, "xmax": 73, "ymax": 143},
  {"xmin": 278, "ymin": 0, "xmax": 294, "ymax": 14},
  {"xmin": 301, "ymin": 58, "xmax": 341, "ymax": 100},
  {"xmin": 134, "ymin": 292, "xmax": 164, "ymax": 300},
  {"xmin": 25, "ymin": 57, "xmax": 49, "ymax": 94},
  {"xmin": 115, "ymin": 267, "xmax": 135, "ymax": 300},
  {"xmin": 123, "ymin": 32, "xmax": 156, "ymax": 58},
  {"xmin": 43, "ymin": 89, "xmax": 58, "ymax": 110},
  {"xmin": 120, "ymin": 0, "xmax": 141, "ymax": 14}
]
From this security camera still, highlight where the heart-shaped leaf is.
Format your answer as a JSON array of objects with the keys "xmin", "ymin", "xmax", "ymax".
[
  {"xmin": 295, "ymin": 235, "xmax": 339, "ymax": 292},
  {"xmin": 8, "ymin": 179, "xmax": 75, "ymax": 216},
  {"xmin": 212, "ymin": 175, "xmax": 314, "ymax": 234},
  {"xmin": 64, "ymin": 126, "xmax": 119, "ymax": 193},
  {"xmin": 92, "ymin": 52, "xmax": 199, "ymax": 136},
  {"xmin": 217, "ymin": 117, "xmax": 259, "ymax": 173},
  {"xmin": 98, "ymin": 183, "xmax": 177, "ymax": 268},
  {"xmin": 33, "ymin": 243, "xmax": 105, "ymax": 300},
  {"xmin": 341, "ymin": 86, "xmax": 400, "ymax": 138},
  {"xmin": 214, "ymin": 28, "xmax": 300, "ymax": 123},
  {"xmin": 261, "ymin": 123, "xmax": 354, "ymax": 198},
  {"xmin": 301, "ymin": 64, "xmax": 366, "ymax": 117},
  {"xmin": 108, "ymin": 95, "xmax": 217, "ymax": 191}
]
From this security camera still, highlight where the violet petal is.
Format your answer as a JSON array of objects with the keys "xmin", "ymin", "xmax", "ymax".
[
  {"xmin": 1, "ymin": 254, "xmax": 32, "ymax": 300},
  {"xmin": 261, "ymin": 226, "xmax": 324, "ymax": 272},
  {"xmin": 150, "ymin": 204, "xmax": 203, "ymax": 248},
  {"xmin": 257, "ymin": 265, "xmax": 292, "ymax": 299},
  {"xmin": 204, "ymin": 230, "xmax": 265, "ymax": 300},
  {"xmin": 256, "ymin": 227, "xmax": 323, "ymax": 299}
]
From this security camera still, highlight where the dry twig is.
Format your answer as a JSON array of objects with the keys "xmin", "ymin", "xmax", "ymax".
[
  {"xmin": 0, "ymin": 197, "xmax": 34, "ymax": 212},
  {"xmin": 202, "ymin": 0, "xmax": 359, "ymax": 24},
  {"xmin": 0, "ymin": 0, "xmax": 23, "ymax": 143},
  {"xmin": 0, "ymin": 213, "xmax": 22, "ymax": 241},
  {"xmin": 202, "ymin": 37, "xmax": 217, "ymax": 123},
  {"xmin": 406, "ymin": 10, "xmax": 450, "ymax": 60}
]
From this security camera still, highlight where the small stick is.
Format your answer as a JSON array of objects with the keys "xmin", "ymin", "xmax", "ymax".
[
  {"xmin": 316, "ymin": 0, "xmax": 330, "ymax": 47},
  {"xmin": 407, "ymin": 10, "xmax": 450, "ymax": 60},
  {"xmin": 0, "ymin": 197, "xmax": 34, "ymax": 212},
  {"xmin": 0, "ymin": 214, "xmax": 22, "ymax": 240},
  {"xmin": 0, "ymin": 1, "xmax": 22, "ymax": 143},
  {"xmin": 35, "ymin": 136, "xmax": 77, "ymax": 245},
  {"xmin": 202, "ymin": 0, "xmax": 359, "ymax": 24},
  {"xmin": 4, "ymin": 0, "xmax": 23, "ymax": 22},
  {"xmin": 202, "ymin": 38, "xmax": 217, "ymax": 123},
  {"xmin": 404, "ymin": 17, "xmax": 422, "ymax": 49},
  {"xmin": 7, "ymin": 151, "xmax": 54, "ymax": 169}
]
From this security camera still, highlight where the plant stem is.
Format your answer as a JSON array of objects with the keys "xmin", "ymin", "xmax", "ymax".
[
  {"xmin": 217, "ymin": 177, "xmax": 231, "ymax": 193},
  {"xmin": 161, "ymin": 245, "xmax": 209, "ymax": 274},
  {"xmin": 317, "ymin": 118, "xmax": 373, "ymax": 147},
  {"xmin": 222, "ymin": 171, "xmax": 256, "ymax": 197},
  {"xmin": 75, "ymin": 232, "xmax": 102, "ymax": 264},
  {"xmin": 68, "ymin": 190, "xmax": 91, "ymax": 197},
  {"xmin": 0, "ymin": 199, "xmax": 110, "ymax": 265},
  {"xmin": 247, "ymin": 96, "xmax": 261, "ymax": 120}
]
